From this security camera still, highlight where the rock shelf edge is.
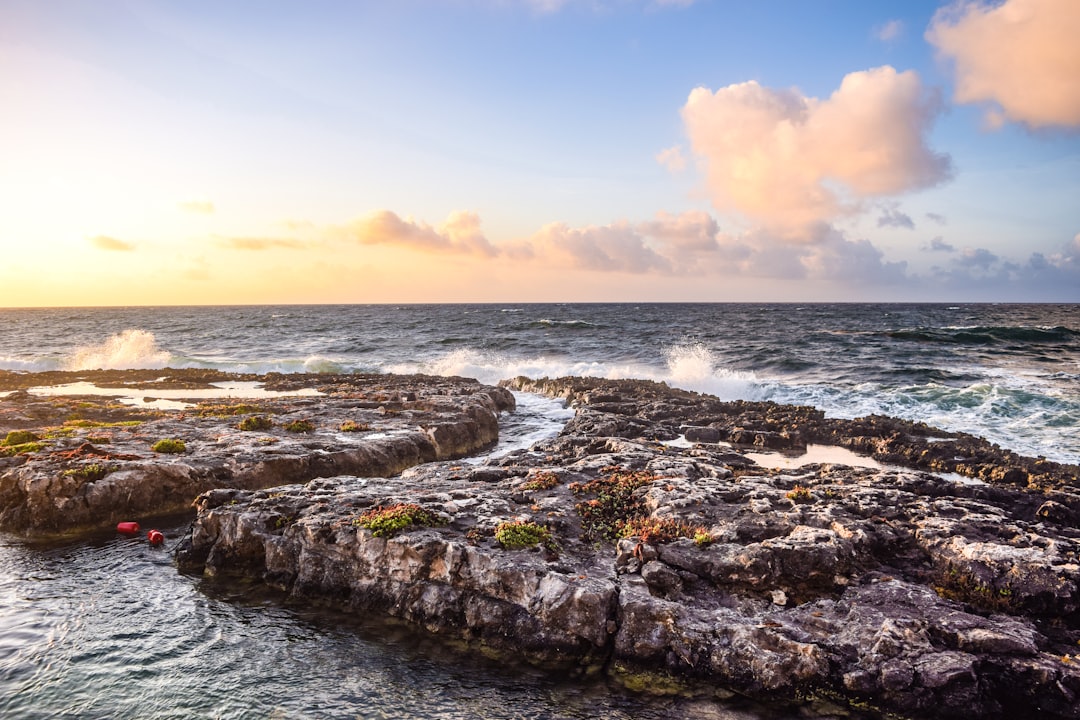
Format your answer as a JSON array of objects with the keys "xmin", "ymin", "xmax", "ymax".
[{"xmin": 175, "ymin": 375, "xmax": 1080, "ymax": 719}]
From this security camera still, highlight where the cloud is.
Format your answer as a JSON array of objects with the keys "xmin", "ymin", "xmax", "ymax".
[
  {"xmin": 927, "ymin": 236, "xmax": 1080, "ymax": 299},
  {"xmin": 877, "ymin": 207, "xmax": 916, "ymax": 229},
  {"xmin": 89, "ymin": 235, "xmax": 135, "ymax": 252},
  {"xmin": 218, "ymin": 237, "xmax": 305, "ymax": 250},
  {"xmin": 344, "ymin": 210, "xmax": 497, "ymax": 257},
  {"xmin": 875, "ymin": 19, "xmax": 904, "ymax": 42},
  {"xmin": 179, "ymin": 200, "xmax": 215, "ymax": 214},
  {"xmin": 681, "ymin": 66, "xmax": 951, "ymax": 239},
  {"xmin": 927, "ymin": 0, "xmax": 1080, "ymax": 129},
  {"xmin": 803, "ymin": 233, "xmax": 911, "ymax": 285},
  {"xmin": 529, "ymin": 221, "xmax": 672, "ymax": 273},
  {"xmin": 655, "ymin": 145, "xmax": 686, "ymax": 172},
  {"xmin": 923, "ymin": 236, "xmax": 956, "ymax": 252},
  {"xmin": 955, "ymin": 246, "xmax": 1000, "ymax": 269},
  {"xmin": 926, "ymin": 212, "xmax": 948, "ymax": 225}
]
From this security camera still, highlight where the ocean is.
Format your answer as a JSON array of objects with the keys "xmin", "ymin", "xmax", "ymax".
[
  {"xmin": 2, "ymin": 303, "xmax": 1077, "ymax": 464},
  {"xmin": 1, "ymin": 303, "xmax": 1078, "ymax": 719}
]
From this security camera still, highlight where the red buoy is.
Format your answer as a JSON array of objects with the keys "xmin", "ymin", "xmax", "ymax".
[
  {"xmin": 117, "ymin": 521, "xmax": 140, "ymax": 535},
  {"xmin": 147, "ymin": 529, "xmax": 164, "ymax": 546}
]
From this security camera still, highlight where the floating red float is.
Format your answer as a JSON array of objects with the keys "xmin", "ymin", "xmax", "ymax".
[
  {"xmin": 147, "ymin": 529, "xmax": 164, "ymax": 546},
  {"xmin": 116, "ymin": 521, "xmax": 140, "ymax": 535}
]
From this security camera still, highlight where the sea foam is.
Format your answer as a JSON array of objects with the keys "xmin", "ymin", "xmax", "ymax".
[
  {"xmin": 386, "ymin": 343, "xmax": 766, "ymax": 402},
  {"xmin": 66, "ymin": 329, "xmax": 172, "ymax": 371}
]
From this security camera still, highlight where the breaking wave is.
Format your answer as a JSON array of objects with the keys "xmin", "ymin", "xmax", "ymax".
[{"xmin": 66, "ymin": 330, "xmax": 172, "ymax": 370}]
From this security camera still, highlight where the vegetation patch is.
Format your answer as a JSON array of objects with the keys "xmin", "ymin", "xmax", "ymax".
[
  {"xmin": 519, "ymin": 471, "xmax": 560, "ymax": 492},
  {"xmin": 339, "ymin": 420, "xmax": 371, "ymax": 432},
  {"xmin": 353, "ymin": 503, "xmax": 444, "ymax": 538},
  {"xmin": 151, "ymin": 438, "xmax": 187, "ymax": 454},
  {"xmin": 617, "ymin": 516, "xmax": 703, "ymax": 545},
  {"xmin": 283, "ymin": 419, "xmax": 315, "ymax": 433},
  {"xmin": 570, "ymin": 467, "xmax": 658, "ymax": 543},
  {"xmin": 64, "ymin": 420, "xmax": 142, "ymax": 429},
  {"xmin": 238, "ymin": 415, "xmax": 274, "ymax": 432},
  {"xmin": 62, "ymin": 464, "xmax": 114, "ymax": 482},
  {"xmin": 3, "ymin": 430, "xmax": 40, "ymax": 446},
  {"xmin": 932, "ymin": 565, "xmax": 1021, "ymax": 614},
  {"xmin": 0, "ymin": 442, "xmax": 44, "ymax": 457},
  {"xmin": 786, "ymin": 485, "xmax": 814, "ymax": 503},
  {"xmin": 494, "ymin": 520, "xmax": 555, "ymax": 550},
  {"xmin": 43, "ymin": 427, "xmax": 77, "ymax": 439},
  {"xmin": 199, "ymin": 403, "xmax": 270, "ymax": 418}
]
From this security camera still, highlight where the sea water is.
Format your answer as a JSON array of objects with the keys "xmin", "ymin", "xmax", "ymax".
[
  {"xmin": 1, "ymin": 303, "xmax": 1076, "ymax": 463},
  {"xmin": 1, "ymin": 303, "xmax": 1077, "ymax": 719}
]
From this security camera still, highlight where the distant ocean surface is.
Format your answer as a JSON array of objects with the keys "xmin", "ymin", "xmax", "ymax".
[{"xmin": 1, "ymin": 303, "xmax": 1077, "ymax": 464}]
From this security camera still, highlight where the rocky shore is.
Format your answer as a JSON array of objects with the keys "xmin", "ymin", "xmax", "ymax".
[
  {"xmin": 0, "ymin": 369, "xmax": 513, "ymax": 535},
  {"xmin": 3, "ymin": 370, "xmax": 1079, "ymax": 717},
  {"xmin": 170, "ymin": 375, "xmax": 1080, "ymax": 719}
]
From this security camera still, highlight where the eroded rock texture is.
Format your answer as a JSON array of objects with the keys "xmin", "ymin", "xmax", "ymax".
[
  {"xmin": 177, "ymin": 376, "xmax": 1080, "ymax": 719},
  {"xmin": 0, "ymin": 371, "xmax": 513, "ymax": 535}
]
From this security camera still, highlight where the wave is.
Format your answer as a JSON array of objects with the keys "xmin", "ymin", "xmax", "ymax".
[
  {"xmin": 531, "ymin": 319, "xmax": 596, "ymax": 329},
  {"xmin": 385, "ymin": 343, "xmax": 767, "ymax": 402},
  {"xmin": 886, "ymin": 325, "xmax": 1079, "ymax": 346},
  {"xmin": 772, "ymin": 380, "xmax": 1080, "ymax": 465},
  {"xmin": 67, "ymin": 330, "xmax": 172, "ymax": 371}
]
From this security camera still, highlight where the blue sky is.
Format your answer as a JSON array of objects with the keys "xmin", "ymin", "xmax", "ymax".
[{"xmin": 1, "ymin": 0, "xmax": 1077, "ymax": 304}]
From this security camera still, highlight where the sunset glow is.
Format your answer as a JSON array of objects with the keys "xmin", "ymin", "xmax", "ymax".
[{"xmin": 2, "ymin": 0, "xmax": 1078, "ymax": 305}]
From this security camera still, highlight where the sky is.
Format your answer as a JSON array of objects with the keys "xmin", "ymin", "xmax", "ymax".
[{"xmin": 1, "ymin": 0, "xmax": 1078, "ymax": 306}]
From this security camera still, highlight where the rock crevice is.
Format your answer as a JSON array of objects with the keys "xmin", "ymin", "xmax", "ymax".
[{"xmin": 175, "ymin": 376, "xmax": 1080, "ymax": 719}]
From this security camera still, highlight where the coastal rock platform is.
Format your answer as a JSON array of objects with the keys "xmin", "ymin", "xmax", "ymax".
[
  {"xmin": 0, "ymin": 369, "xmax": 514, "ymax": 535},
  {"xmin": 173, "ymin": 376, "xmax": 1080, "ymax": 719}
]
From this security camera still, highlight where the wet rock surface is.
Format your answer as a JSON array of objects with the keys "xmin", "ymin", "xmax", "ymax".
[
  {"xmin": 175, "ymin": 376, "xmax": 1080, "ymax": 719},
  {"xmin": 0, "ymin": 370, "xmax": 513, "ymax": 535}
]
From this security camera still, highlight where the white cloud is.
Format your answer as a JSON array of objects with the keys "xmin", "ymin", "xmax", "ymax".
[
  {"xmin": 875, "ymin": 19, "xmax": 904, "ymax": 42},
  {"xmin": 655, "ymin": 145, "xmax": 686, "ymax": 172},
  {"xmin": 927, "ymin": 0, "xmax": 1080, "ymax": 128},
  {"xmin": 681, "ymin": 66, "xmax": 951, "ymax": 240},
  {"xmin": 343, "ymin": 210, "xmax": 497, "ymax": 257}
]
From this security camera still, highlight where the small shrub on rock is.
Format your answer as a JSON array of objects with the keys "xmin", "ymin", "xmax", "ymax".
[
  {"xmin": 238, "ymin": 415, "xmax": 274, "ymax": 432},
  {"xmin": 353, "ymin": 503, "xmax": 444, "ymax": 538},
  {"xmin": 786, "ymin": 485, "xmax": 813, "ymax": 503},
  {"xmin": 62, "ymin": 464, "xmax": 113, "ymax": 482},
  {"xmin": 283, "ymin": 419, "xmax": 315, "ymax": 433},
  {"xmin": 3, "ymin": 430, "xmax": 39, "ymax": 446},
  {"xmin": 495, "ymin": 520, "xmax": 554, "ymax": 550},
  {"xmin": 617, "ymin": 517, "xmax": 700, "ymax": 545},
  {"xmin": 0, "ymin": 441, "xmax": 44, "ymax": 457},
  {"xmin": 339, "ymin": 420, "xmax": 371, "ymax": 432},
  {"xmin": 520, "ymin": 471, "xmax": 560, "ymax": 492},
  {"xmin": 152, "ymin": 438, "xmax": 186, "ymax": 454},
  {"xmin": 571, "ymin": 466, "xmax": 658, "ymax": 542}
]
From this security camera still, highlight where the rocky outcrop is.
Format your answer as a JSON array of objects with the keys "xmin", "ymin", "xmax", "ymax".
[
  {"xmin": 0, "ymin": 371, "xmax": 513, "ymax": 535},
  {"xmin": 177, "ymin": 376, "xmax": 1080, "ymax": 719}
]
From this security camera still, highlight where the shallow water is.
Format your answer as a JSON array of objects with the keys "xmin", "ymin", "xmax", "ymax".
[
  {"xmin": 0, "ymin": 393, "xmax": 820, "ymax": 720},
  {"xmin": 1, "ymin": 523, "xmax": 792, "ymax": 720}
]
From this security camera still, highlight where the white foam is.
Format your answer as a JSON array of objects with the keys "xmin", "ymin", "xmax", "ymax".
[
  {"xmin": 385, "ymin": 343, "xmax": 765, "ymax": 402},
  {"xmin": 66, "ymin": 330, "xmax": 171, "ymax": 371}
]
